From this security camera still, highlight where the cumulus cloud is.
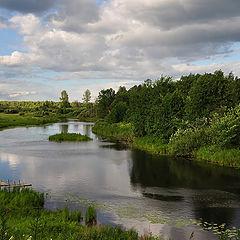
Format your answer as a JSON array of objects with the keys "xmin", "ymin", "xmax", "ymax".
[
  {"xmin": 0, "ymin": 0, "xmax": 55, "ymax": 13},
  {"xmin": 9, "ymin": 91, "xmax": 36, "ymax": 98},
  {"xmin": 1, "ymin": 0, "xmax": 240, "ymax": 101}
]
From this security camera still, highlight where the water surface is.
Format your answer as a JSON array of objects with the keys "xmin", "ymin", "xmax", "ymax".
[{"xmin": 1, "ymin": 121, "xmax": 240, "ymax": 240}]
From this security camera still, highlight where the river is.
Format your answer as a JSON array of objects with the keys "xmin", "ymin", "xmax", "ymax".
[{"xmin": 0, "ymin": 120, "xmax": 240, "ymax": 240}]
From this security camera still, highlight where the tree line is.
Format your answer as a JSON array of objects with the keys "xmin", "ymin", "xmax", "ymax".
[
  {"xmin": 0, "ymin": 89, "xmax": 96, "ymax": 121},
  {"xmin": 96, "ymin": 70, "xmax": 240, "ymax": 155}
]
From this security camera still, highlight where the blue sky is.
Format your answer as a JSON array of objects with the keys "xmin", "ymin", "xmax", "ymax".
[{"xmin": 1, "ymin": 0, "xmax": 240, "ymax": 101}]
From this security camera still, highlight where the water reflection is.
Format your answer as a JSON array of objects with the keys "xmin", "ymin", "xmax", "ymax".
[
  {"xmin": 129, "ymin": 149, "xmax": 240, "ymax": 228},
  {"xmin": 0, "ymin": 152, "xmax": 20, "ymax": 169},
  {"xmin": 60, "ymin": 124, "xmax": 69, "ymax": 134},
  {"xmin": 1, "ymin": 122, "xmax": 240, "ymax": 240},
  {"xmin": 130, "ymin": 149, "xmax": 240, "ymax": 192},
  {"xmin": 83, "ymin": 124, "xmax": 90, "ymax": 136}
]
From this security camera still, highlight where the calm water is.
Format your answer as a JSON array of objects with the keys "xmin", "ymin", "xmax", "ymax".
[{"xmin": 1, "ymin": 121, "xmax": 240, "ymax": 240}]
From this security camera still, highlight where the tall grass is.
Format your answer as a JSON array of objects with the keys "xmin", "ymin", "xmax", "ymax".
[
  {"xmin": 0, "ymin": 188, "xmax": 165, "ymax": 240},
  {"xmin": 49, "ymin": 133, "xmax": 93, "ymax": 142},
  {"xmin": 197, "ymin": 146, "xmax": 240, "ymax": 167},
  {"xmin": 133, "ymin": 136, "xmax": 168, "ymax": 155},
  {"xmin": 92, "ymin": 121, "xmax": 135, "ymax": 142}
]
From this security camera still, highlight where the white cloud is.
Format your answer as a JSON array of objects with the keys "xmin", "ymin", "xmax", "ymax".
[
  {"xmin": 1, "ymin": 0, "xmax": 240, "ymax": 100},
  {"xmin": 9, "ymin": 91, "xmax": 36, "ymax": 98}
]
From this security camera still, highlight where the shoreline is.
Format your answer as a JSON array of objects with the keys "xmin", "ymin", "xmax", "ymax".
[{"xmin": 92, "ymin": 121, "xmax": 240, "ymax": 168}]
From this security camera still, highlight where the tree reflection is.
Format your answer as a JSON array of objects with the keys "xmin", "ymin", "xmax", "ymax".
[
  {"xmin": 129, "ymin": 149, "xmax": 240, "ymax": 227},
  {"xmin": 60, "ymin": 124, "xmax": 68, "ymax": 134}
]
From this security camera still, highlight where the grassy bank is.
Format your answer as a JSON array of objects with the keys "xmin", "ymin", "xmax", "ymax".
[
  {"xmin": 132, "ymin": 136, "xmax": 168, "ymax": 155},
  {"xmin": 49, "ymin": 133, "xmax": 93, "ymax": 142},
  {"xmin": 92, "ymin": 121, "xmax": 168, "ymax": 154},
  {"xmin": 93, "ymin": 121, "xmax": 240, "ymax": 168},
  {"xmin": 92, "ymin": 120, "xmax": 135, "ymax": 142},
  {"xmin": 196, "ymin": 146, "xmax": 240, "ymax": 167},
  {"xmin": 0, "ymin": 113, "xmax": 63, "ymax": 130},
  {"xmin": 0, "ymin": 188, "xmax": 162, "ymax": 240}
]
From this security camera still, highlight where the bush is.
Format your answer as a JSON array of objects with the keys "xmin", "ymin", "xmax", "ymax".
[
  {"xmin": 207, "ymin": 104, "xmax": 240, "ymax": 148},
  {"xmin": 168, "ymin": 127, "xmax": 208, "ymax": 155}
]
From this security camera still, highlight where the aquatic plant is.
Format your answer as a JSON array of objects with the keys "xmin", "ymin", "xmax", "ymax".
[
  {"xmin": 85, "ymin": 205, "xmax": 97, "ymax": 226},
  {"xmin": 48, "ymin": 133, "xmax": 93, "ymax": 142}
]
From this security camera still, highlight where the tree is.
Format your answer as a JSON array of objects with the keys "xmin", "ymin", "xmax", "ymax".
[
  {"xmin": 185, "ymin": 70, "xmax": 233, "ymax": 120},
  {"xmin": 97, "ymin": 88, "xmax": 115, "ymax": 118},
  {"xmin": 59, "ymin": 90, "xmax": 70, "ymax": 113},
  {"xmin": 82, "ymin": 89, "xmax": 91, "ymax": 103},
  {"xmin": 60, "ymin": 90, "xmax": 69, "ymax": 103}
]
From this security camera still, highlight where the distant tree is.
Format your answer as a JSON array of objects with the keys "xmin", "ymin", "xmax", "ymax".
[
  {"xmin": 59, "ymin": 90, "xmax": 70, "ymax": 113},
  {"xmin": 82, "ymin": 89, "xmax": 91, "ymax": 103},
  {"xmin": 60, "ymin": 90, "xmax": 69, "ymax": 103}
]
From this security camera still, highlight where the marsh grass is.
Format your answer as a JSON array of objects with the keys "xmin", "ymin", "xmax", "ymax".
[
  {"xmin": 48, "ymin": 133, "xmax": 93, "ymax": 142},
  {"xmin": 0, "ymin": 113, "xmax": 59, "ymax": 130},
  {"xmin": 197, "ymin": 146, "xmax": 240, "ymax": 167}
]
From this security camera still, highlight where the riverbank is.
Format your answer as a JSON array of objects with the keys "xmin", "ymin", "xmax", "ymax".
[
  {"xmin": 0, "ymin": 188, "xmax": 162, "ymax": 240},
  {"xmin": 92, "ymin": 121, "xmax": 240, "ymax": 168},
  {"xmin": 0, "ymin": 113, "xmax": 65, "ymax": 130}
]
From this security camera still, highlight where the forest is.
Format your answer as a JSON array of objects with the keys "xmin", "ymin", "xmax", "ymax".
[{"xmin": 93, "ymin": 70, "xmax": 240, "ymax": 167}]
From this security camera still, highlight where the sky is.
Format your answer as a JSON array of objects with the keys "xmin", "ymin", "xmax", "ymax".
[{"xmin": 0, "ymin": 0, "xmax": 240, "ymax": 101}]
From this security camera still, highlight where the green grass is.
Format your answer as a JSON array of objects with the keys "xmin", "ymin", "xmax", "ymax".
[
  {"xmin": 133, "ymin": 136, "xmax": 168, "ymax": 155},
  {"xmin": 0, "ymin": 113, "xmax": 60, "ymax": 130},
  {"xmin": 92, "ymin": 121, "xmax": 135, "ymax": 142},
  {"xmin": 93, "ymin": 121, "xmax": 167, "ymax": 154},
  {"xmin": 197, "ymin": 146, "xmax": 240, "ymax": 167},
  {"xmin": 0, "ymin": 188, "xmax": 164, "ymax": 240},
  {"xmin": 49, "ymin": 133, "xmax": 93, "ymax": 142}
]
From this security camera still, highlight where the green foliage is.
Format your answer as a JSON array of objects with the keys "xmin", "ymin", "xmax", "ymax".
[
  {"xmin": 59, "ymin": 90, "xmax": 71, "ymax": 113},
  {"xmin": 145, "ymin": 89, "xmax": 185, "ymax": 140},
  {"xmin": 95, "ymin": 71, "xmax": 240, "ymax": 166},
  {"xmin": 97, "ymin": 88, "xmax": 116, "ymax": 118},
  {"xmin": 133, "ymin": 136, "xmax": 167, "ymax": 155},
  {"xmin": 85, "ymin": 206, "xmax": 97, "ymax": 226},
  {"xmin": 186, "ymin": 70, "xmax": 234, "ymax": 120},
  {"xmin": 207, "ymin": 105, "xmax": 240, "ymax": 148},
  {"xmin": 168, "ymin": 126, "xmax": 208, "ymax": 156},
  {"xmin": 92, "ymin": 121, "xmax": 135, "ymax": 141},
  {"xmin": 197, "ymin": 146, "xmax": 240, "ymax": 167},
  {"xmin": 0, "ymin": 188, "xmax": 44, "ymax": 212},
  {"xmin": 48, "ymin": 133, "xmax": 93, "ymax": 142},
  {"xmin": 82, "ymin": 89, "xmax": 91, "ymax": 103},
  {"xmin": 106, "ymin": 101, "xmax": 128, "ymax": 123},
  {"xmin": 0, "ymin": 189, "xmax": 165, "ymax": 240},
  {"xmin": 169, "ymin": 104, "xmax": 240, "ymax": 158},
  {"xmin": 61, "ymin": 207, "xmax": 83, "ymax": 223}
]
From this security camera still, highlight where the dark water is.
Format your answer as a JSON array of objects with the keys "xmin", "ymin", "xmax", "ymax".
[{"xmin": 1, "ymin": 121, "xmax": 240, "ymax": 239}]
